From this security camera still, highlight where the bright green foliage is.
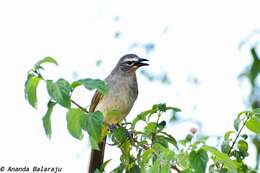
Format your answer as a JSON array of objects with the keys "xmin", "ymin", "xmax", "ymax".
[
  {"xmin": 66, "ymin": 108, "xmax": 85, "ymax": 140},
  {"xmin": 94, "ymin": 169, "xmax": 101, "ymax": 173},
  {"xmin": 237, "ymin": 140, "xmax": 248, "ymax": 157},
  {"xmin": 144, "ymin": 122, "xmax": 157, "ymax": 135},
  {"xmin": 233, "ymin": 117, "xmax": 241, "ymax": 131},
  {"xmin": 239, "ymin": 45, "xmax": 260, "ymax": 170},
  {"xmin": 24, "ymin": 75, "xmax": 42, "ymax": 108},
  {"xmin": 42, "ymin": 101, "xmax": 56, "ymax": 138},
  {"xmin": 189, "ymin": 149, "xmax": 208, "ymax": 173},
  {"xmin": 248, "ymin": 48, "xmax": 260, "ymax": 87},
  {"xmin": 239, "ymin": 47, "xmax": 260, "ymax": 87},
  {"xmin": 89, "ymin": 136, "xmax": 99, "ymax": 150},
  {"xmin": 25, "ymin": 56, "xmax": 58, "ymax": 108},
  {"xmin": 82, "ymin": 111, "xmax": 104, "ymax": 142},
  {"xmin": 202, "ymin": 145, "xmax": 239, "ymax": 173},
  {"xmin": 47, "ymin": 79, "xmax": 72, "ymax": 108},
  {"xmin": 246, "ymin": 116, "xmax": 260, "ymax": 134},
  {"xmin": 224, "ymin": 131, "xmax": 235, "ymax": 140},
  {"xmin": 111, "ymin": 127, "xmax": 128, "ymax": 144},
  {"xmin": 24, "ymin": 57, "xmax": 259, "ymax": 173},
  {"xmin": 35, "ymin": 56, "xmax": 58, "ymax": 68},
  {"xmin": 221, "ymin": 140, "xmax": 231, "ymax": 154},
  {"xmin": 72, "ymin": 78, "xmax": 108, "ymax": 95}
]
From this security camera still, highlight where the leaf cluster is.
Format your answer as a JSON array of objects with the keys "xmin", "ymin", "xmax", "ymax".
[
  {"xmin": 24, "ymin": 57, "xmax": 259, "ymax": 173},
  {"xmin": 24, "ymin": 57, "xmax": 107, "ymax": 149}
]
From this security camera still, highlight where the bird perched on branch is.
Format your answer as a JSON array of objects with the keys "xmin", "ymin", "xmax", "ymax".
[{"xmin": 88, "ymin": 54, "xmax": 149, "ymax": 173}]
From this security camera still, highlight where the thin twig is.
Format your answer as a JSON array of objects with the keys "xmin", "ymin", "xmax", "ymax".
[
  {"xmin": 151, "ymin": 112, "xmax": 162, "ymax": 146},
  {"xmin": 228, "ymin": 115, "xmax": 250, "ymax": 155},
  {"xmin": 71, "ymin": 99, "xmax": 89, "ymax": 113},
  {"xmin": 219, "ymin": 113, "xmax": 250, "ymax": 170}
]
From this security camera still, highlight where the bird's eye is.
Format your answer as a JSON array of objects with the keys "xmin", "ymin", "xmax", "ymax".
[{"xmin": 126, "ymin": 61, "xmax": 133, "ymax": 66}]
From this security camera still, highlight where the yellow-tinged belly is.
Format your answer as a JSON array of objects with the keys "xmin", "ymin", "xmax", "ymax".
[{"xmin": 95, "ymin": 96, "xmax": 132, "ymax": 124}]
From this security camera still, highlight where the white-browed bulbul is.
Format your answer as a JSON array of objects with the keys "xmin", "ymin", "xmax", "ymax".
[{"xmin": 88, "ymin": 54, "xmax": 149, "ymax": 173}]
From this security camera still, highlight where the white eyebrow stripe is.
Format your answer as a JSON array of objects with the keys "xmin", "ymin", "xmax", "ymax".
[{"xmin": 123, "ymin": 57, "xmax": 139, "ymax": 62}]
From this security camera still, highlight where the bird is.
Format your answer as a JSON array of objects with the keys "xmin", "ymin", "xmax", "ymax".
[{"xmin": 88, "ymin": 54, "xmax": 149, "ymax": 173}]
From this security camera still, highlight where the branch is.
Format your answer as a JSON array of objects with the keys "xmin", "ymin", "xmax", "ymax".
[
  {"xmin": 228, "ymin": 114, "xmax": 250, "ymax": 155},
  {"xmin": 220, "ymin": 113, "xmax": 250, "ymax": 170},
  {"xmin": 71, "ymin": 99, "xmax": 89, "ymax": 113}
]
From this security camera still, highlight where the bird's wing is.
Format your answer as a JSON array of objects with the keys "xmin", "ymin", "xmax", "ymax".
[{"xmin": 89, "ymin": 91, "xmax": 103, "ymax": 112}]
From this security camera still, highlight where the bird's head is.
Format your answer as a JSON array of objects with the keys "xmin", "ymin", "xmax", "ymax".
[{"xmin": 116, "ymin": 54, "xmax": 149, "ymax": 73}]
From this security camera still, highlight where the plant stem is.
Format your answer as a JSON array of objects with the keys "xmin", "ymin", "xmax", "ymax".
[
  {"xmin": 219, "ymin": 113, "xmax": 250, "ymax": 170},
  {"xmin": 151, "ymin": 112, "xmax": 162, "ymax": 146},
  {"xmin": 71, "ymin": 99, "xmax": 89, "ymax": 113},
  {"xmin": 227, "ymin": 114, "xmax": 250, "ymax": 155}
]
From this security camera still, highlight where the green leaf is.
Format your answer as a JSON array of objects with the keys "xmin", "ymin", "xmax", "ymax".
[
  {"xmin": 42, "ymin": 101, "xmax": 56, "ymax": 138},
  {"xmin": 224, "ymin": 131, "xmax": 235, "ymax": 140},
  {"xmin": 237, "ymin": 111, "xmax": 251, "ymax": 117},
  {"xmin": 189, "ymin": 149, "xmax": 208, "ymax": 173},
  {"xmin": 237, "ymin": 140, "xmax": 248, "ymax": 153},
  {"xmin": 66, "ymin": 108, "xmax": 84, "ymax": 140},
  {"xmin": 220, "ymin": 168, "xmax": 229, "ymax": 173},
  {"xmin": 132, "ymin": 110, "xmax": 153, "ymax": 127},
  {"xmin": 234, "ymin": 117, "xmax": 241, "ymax": 131},
  {"xmin": 100, "ymin": 159, "xmax": 112, "ymax": 173},
  {"xmin": 153, "ymin": 143, "xmax": 175, "ymax": 161},
  {"xmin": 154, "ymin": 135, "xmax": 169, "ymax": 148},
  {"xmin": 157, "ymin": 103, "xmax": 167, "ymax": 112},
  {"xmin": 246, "ymin": 115, "xmax": 260, "ymax": 134},
  {"xmin": 76, "ymin": 78, "xmax": 108, "ymax": 95},
  {"xmin": 253, "ymin": 108, "xmax": 260, "ymax": 115},
  {"xmin": 111, "ymin": 127, "xmax": 128, "ymax": 144},
  {"xmin": 202, "ymin": 145, "xmax": 239, "ymax": 173},
  {"xmin": 180, "ymin": 134, "xmax": 193, "ymax": 146},
  {"xmin": 141, "ymin": 148, "xmax": 155, "ymax": 168},
  {"xmin": 82, "ymin": 111, "xmax": 104, "ymax": 142},
  {"xmin": 150, "ymin": 160, "xmax": 160, "ymax": 173},
  {"xmin": 181, "ymin": 169, "xmax": 194, "ymax": 173},
  {"xmin": 71, "ymin": 81, "xmax": 81, "ymax": 89},
  {"xmin": 144, "ymin": 122, "xmax": 157, "ymax": 135},
  {"xmin": 241, "ymin": 134, "xmax": 248, "ymax": 140},
  {"xmin": 249, "ymin": 47, "xmax": 260, "ymax": 86},
  {"xmin": 25, "ymin": 75, "xmax": 42, "ymax": 108},
  {"xmin": 161, "ymin": 133, "xmax": 178, "ymax": 149},
  {"xmin": 94, "ymin": 169, "xmax": 101, "ymax": 173},
  {"xmin": 129, "ymin": 165, "xmax": 141, "ymax": 173},
  {"xmin": 89, "ymin": 135, "xmax": 99, "ymax": 150},
  {"xmin": 35, "ymin": 56, "xmax": 58, "ymax": 67},
  {"xmin": 166, "ymin": 106, "xmax": 182, "ymax": 112},
  {"xmin": 47, "ymin": 78, "xmax": 72, "ymax": 108},
  {"xmin": 112, "ymin": 164, "xmax": 125, "ymax": 173},
  {"xmin": 237, "ymin": 140, "xmax": 248, "ymax": 158},
  {"xmin": 177, "ymin": 151, "xmax": 190, "ymax": 169},
  {"xmin": 221, "ymin": 140, "xmax": 231, "ymax": 154},
  {"xmin": 160, "ymin": 163, "xmax": 171, "ymax": 173}
]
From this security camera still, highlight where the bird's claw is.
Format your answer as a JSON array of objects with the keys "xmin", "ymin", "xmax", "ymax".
[{"xmin": 108, "ymin": 124, "xmax": 117, "ymax": 131}]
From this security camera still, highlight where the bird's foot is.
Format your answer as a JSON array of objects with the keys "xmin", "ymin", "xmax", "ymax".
[
  {"xmin": 108, "ymin": 124, "xmax": 118, "ymax": 131},
  {"xmin": 126, "ymin": 130, "xmax": 133, "ymax": 138}
]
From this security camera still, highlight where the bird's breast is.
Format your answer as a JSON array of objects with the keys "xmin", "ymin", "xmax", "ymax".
[{"xmin": 95, "ymin": 75, "xmax": 138, "ymax": 124}]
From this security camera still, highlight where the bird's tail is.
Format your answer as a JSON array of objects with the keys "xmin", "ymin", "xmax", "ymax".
[{"xmin": 88, "ymin": 137, "xmax": 106, "ymax": 173}]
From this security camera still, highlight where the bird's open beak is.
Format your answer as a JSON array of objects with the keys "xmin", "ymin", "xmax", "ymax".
[{"xmin": 136, "ymin": 58, "xmax": 149, "ymax": 67}]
